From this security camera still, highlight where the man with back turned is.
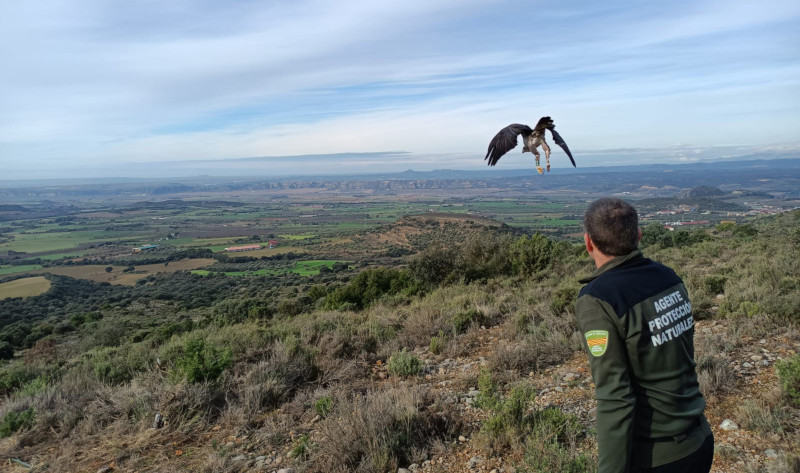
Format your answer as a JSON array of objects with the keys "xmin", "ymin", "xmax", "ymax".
[{"xmin": 576, "ymin": 198, "xmax": 713, "ymax": 473}]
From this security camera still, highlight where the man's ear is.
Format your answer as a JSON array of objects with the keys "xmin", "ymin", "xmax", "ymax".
[
  {"xmin": 584, "ymin": 233, "xmax": 593, "ymax": 254},
  {"xmin": 637, "ymin": 227, "xmax": 642, "ymax": 243}
]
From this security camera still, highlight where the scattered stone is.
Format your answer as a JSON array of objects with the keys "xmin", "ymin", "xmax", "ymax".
[
  {"xmin": 765, "ymin": 449, "xmax": 778, "ymax": 459},
  {"xmin": 152, "ymin": 413, "xmax": 164, "ymax": 429},
  {"xmin": 742, "ymin": 362, "xmax": 753, "ymax": 369},
  {"xmin": 459, "ymin": 435, "xmax": 467, "ymax": 442},
  {"xmin": 277, "ymin": 469, "xmax": 295, "ymax": 473},
  {"xmin": 408, "ymin": 464, "xmax": 420, "ymax": 472},
  {"xmin": 751, "ymin": 355, "xmax": 763, "ymax": 361},
  {"xmin": 255, "ymin": 456, "xmax": 267, "ymax": 462},
  {"xmin": 563, "ymin": 372, "xmax": 579, "ymax": 382},
  {"xmin": 554, "ymin": 386, "xmax": 564, "ymax": 392},
  {"xmin": 97, "ymin": 468, "xmax": 113, "ymax": 473},
  {"xmin": 720, "ymin": 419, "xmax": 739, "ymax": 431},
  {"xmin": 467, "ymin": 456, "xmax": 484, "ymax": 468},
  {"xmin": 588, "ymin": 407, "xmax": 597, "ymax": 418},
  {"xmin": 398, "ymin": 469, "xmax": 411, "ymax": 473},
  {"xmin": 232, "ymin": 455, "xmax": 247, "ymax": 462}
]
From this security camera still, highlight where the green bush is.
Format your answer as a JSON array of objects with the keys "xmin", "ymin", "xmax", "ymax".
[
  {"xmin": 451, "ymin": 308, "xmax": 484, "ymax": 334},
  {"xmin": 315, "ymin": 396, "xmax": 334, "ymax": 418},
  {"xmin": 0, "ymin": 341, "xmax": 13, "ymax": 360},
  {"xmin": 429, "ymin": 330, "xmax": 446, "ymax": 355},
  {"xmin": 174, "ymin": 338, "xmax": 232, "ymax": 383},
  {"xmin": 704, "ymin": 275, "xmax": 727, "ymax": 294},
  {"xmin": 481, "ymin": 383, "xmax": 537, "ymax": 444},
  {"xmin": 290, "ymin": 433, "xmax": 311, "ymax": 459},
  {"xmin": 511, "ymin": 233, "xmax": 559, "ymax": 276},
  {"xmin": 777, "ymin": 355, "xmax": 800, "ymax": 406},
  {"xmin": 0, "ymin": 408, "xmax": 35, "ymax": 438},
  {"xmin": 474, "ymin": 369, "xmax": 499, "ymax": 410},
  {"xmin": 550, "ymin": 285, "xmax": 579, "ymax": 315},
  {"xmin": 388, "ymin": 349, "xmax": 421, "ymax": 377},
  {"xmin": 324, "ymin": 268, "xmax": 415, "ymax": 311}
]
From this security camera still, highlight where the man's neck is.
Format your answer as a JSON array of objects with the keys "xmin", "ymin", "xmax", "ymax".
[{"xmin": 592, "ymin": 251, "xmax": 616, "ymax": 269}]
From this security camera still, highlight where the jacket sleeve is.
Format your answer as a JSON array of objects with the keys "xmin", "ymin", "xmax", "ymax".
[{"xmin": 575, "ymin": 294, "xmax": 635, "ymax": 473}]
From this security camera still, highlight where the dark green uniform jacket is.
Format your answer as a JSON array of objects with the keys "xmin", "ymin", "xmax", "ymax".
[{"xmin": 575, "ymin": 249, "xmax": 711, "ymax": 473}]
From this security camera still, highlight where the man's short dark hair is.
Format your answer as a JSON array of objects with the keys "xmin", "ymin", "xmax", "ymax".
[{"xmin": 583, "ymin": 198, "xmax": 639, "ymax": 256}]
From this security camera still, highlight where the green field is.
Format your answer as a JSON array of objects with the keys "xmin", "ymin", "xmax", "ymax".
[
  {"xmin": 192, "ymin": 260, "xmax": 345, "ymax": 277},
  {"xmin": 0, "ymin": 276, "xmax": 51, "ymax": 300},
  {"xmin": 0, "ymin": 264, "xmax": 44, "ymax": 275},
  {"xmin": 0, "ymin": 230, "xmax": 134, "ymax": 253}
]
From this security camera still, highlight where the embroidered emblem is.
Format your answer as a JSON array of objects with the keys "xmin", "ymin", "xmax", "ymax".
[{"xmin": 585, "ymin": 330, "xmax": 609, "ymax": 357}]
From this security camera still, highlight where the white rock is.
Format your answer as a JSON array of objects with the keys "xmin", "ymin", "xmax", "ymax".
[
  {"xmin": 398, "ymin": 469, "xmax": 411, "ymax": 473},
  {"xmin": 720, "ymin": 419, "xmax": 739, "ymax": 431},
  {"xmin": 277, "ymin": 469, "xmax": 295, "ymax": 473},
  {"xmin": 742, "ymin": 362, "xmax": 754, "ymax": 369},
  {"xmin": 459, "ymin": 435, "xmax": 467, "ymax": 442},
  {"xmin": 764, "ymin": 449, "xmax": 778, "ymax": 459},
  {"xmin": 751, "ymin": 355, "xmax": 763, "ymax": 361}
]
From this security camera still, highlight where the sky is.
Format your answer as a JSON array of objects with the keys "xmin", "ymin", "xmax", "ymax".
[{"xmin": 1, "ymin": 0, "xmax": 799, "ymax": 179}]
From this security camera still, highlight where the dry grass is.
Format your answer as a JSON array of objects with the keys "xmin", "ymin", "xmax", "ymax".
[
  {"xmin": 28, "ymin": 258, "xmax": 215, "ymax": 285},
  {"xmin": 309, "ymin": 387, "xmax": 462, "ymax": 473},
  {"xmin": 0, "ymin": 276, "xmax": 51, "ymax": 300}
]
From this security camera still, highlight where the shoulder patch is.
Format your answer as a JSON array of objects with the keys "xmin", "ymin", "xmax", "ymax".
[{"xmin": 585, "ymin": 330, "xmax": 609, "ymax": 357}]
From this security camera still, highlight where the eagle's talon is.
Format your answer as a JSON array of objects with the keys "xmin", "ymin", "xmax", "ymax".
[
  {"xmin": 547, "ymin": 164, "xmax": 550, "ymax": 172},
  {"xmin": 536, "ymin": 166, "xmax": 544, "ymax": 175}
]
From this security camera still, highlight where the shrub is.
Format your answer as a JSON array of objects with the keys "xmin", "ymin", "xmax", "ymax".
[
  {"xmin": 388, "ymin": 349, "xmax": 421, "ymax": 377},
  {"xmin": 704, "ymin": 275, "xmax": 727, "ymax": 295},
  {"xmin": 776, "ymin": 355, "xmax": 800, "ymax": 406},
  {"xmin": 480, "ymin": 383, "xmax": 537, "ymax": 451},
  {"xmin": 735, "ymin": 399, "xmax": 791, "ymax": 435},
  {"xmin": 511, "ymin": 233, "xmax": 559, "ymax": 276},
  {"xmin": 290, "ymin": 434, "xmax": 311, "ymax": 460},
  {"xmin": 520, "ymin": 408, "xmax": 592, "ymax": 473},
  {"xmin": 696, "ymin": 354, "xmax": 736, "ymax": 397},
  {"xmin": 174, "ymin": 338, "xmax": 233, "ymax": 383},
  {"xmin": 429, "ymin": 330, "xmax": 446, "ymax": 355},
  {"xmin": 310, "ymin": 388, "xmax": 459, "ymax": 473},
  {"xmin": 315, "ymin": 396, "xmax": 334, "ymax": 418},
  {"xmin": 409, "ymin": 245, "xmax": 460, "ymax": 288},
  {"xmin": 451, "ymin": 308, "xmax": 484, "ymax": 334},
  {"xmin": 550, "ymin": 285, "xmax": 579, "ymax": 315},
  {"xmin": 0, "ymin": 408, "xmax": 35, "ymax": 438},
  {"xmin": 324, "ymin": 268, "xmax": 415, "ymax": 310},
  {"xmin": 0, "ymin": 341, "xmax": 13, "ymax": 360},
  {"xmin": 474, "ymin": 369, "xmax": 499, "ymax": 410}
]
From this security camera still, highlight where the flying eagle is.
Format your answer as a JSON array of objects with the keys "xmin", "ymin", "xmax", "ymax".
[{"xmin": 485, "ymin": 117, "xmax": 575, "ymax": 174}]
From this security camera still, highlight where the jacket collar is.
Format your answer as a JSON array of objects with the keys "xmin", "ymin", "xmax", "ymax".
[{"xmin": 579, "ymin": 249, "xmax": 643, "ymax": 284}]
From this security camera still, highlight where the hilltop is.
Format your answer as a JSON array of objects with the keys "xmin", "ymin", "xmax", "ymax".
[{"xmin": 0, "ymin": 209, "xmax": 798, "ymax": 472}]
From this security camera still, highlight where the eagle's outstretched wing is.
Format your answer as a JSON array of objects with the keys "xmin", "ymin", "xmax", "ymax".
[
  {"xmin": 549, "ymin": 129, "xmax": 576, "ymax": 167},
  {"xmin": 484, "ymin": 123, "xmax": 532, "ymax": 166}
]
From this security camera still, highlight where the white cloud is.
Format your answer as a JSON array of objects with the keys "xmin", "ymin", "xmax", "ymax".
[{"xmin": 0, "ymin": 0, "xmax": 799, "ymax": 178}]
